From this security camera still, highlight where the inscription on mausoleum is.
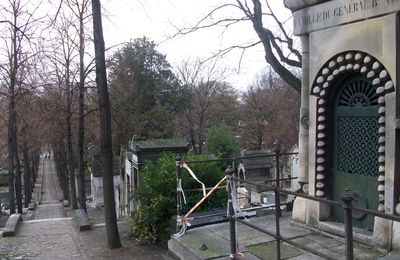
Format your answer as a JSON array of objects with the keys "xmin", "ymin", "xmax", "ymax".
[{"xmin": 293, "ymin": 0, "xmax": 400, "ymax": 35}]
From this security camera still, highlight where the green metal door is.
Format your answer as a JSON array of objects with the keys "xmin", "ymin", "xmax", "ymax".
[{"xmin": 331, "ymin": 75, "xmax": 379, "ymax": 231}]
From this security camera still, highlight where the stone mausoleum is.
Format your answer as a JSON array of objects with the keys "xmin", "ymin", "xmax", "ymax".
[{"xmin": 285, "ymin": 0, "xmax": 400, "ymax": 249}]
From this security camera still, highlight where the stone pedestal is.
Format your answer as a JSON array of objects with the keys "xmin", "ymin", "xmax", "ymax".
[{"xmin": 292, "ymin": 197, "xmax": 306, "ymax": 223}]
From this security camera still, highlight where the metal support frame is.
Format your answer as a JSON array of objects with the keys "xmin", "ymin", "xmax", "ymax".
[
  {"xmin": 226, "ymin": 166, "xmax": 238, "ymax": 259},
  {"xmin": 341, "ymin": 189, "xmax": 354, "ymax": 260},
  {"xmin": 175, "ymin": 155, "xmax": 182, "ymax": 233}
]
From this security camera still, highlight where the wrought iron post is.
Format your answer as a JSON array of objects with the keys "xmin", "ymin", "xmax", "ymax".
[
  {"xmin": 226, "ymin": 165, "xmax": 237, "ymax": 259},
  {"xmin": 275, "ymin": 148, "xmax": 281, "ymax": 188},
  {"xmin": 341, "ymin": 189, "xmax": 354, "ymax": 260},
  {"xmin": 274, "ymin": 187, "xmax": 281, "ymax": 259},
  {"xmin": 275, "ymin": 148, "xmax": 282, "ymax": 218},
  {"xmin": 176, "ymin": 155, "xmax": 182, "ymax": 233}
]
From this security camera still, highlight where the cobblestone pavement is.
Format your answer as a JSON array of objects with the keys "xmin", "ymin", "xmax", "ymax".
[
  {"xmin": 0, "ymin": 156, "xmax": 167, "ymax": 260},
  {"xmin": 0, "ymin": 219, "xmax": 166, "ymax": 259}
]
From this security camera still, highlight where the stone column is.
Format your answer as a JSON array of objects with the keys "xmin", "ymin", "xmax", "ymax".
[
  {"xmin": 292, "ymin": 35, "xmax": 310, "ymax": 224},
  {"xmin": 298, "ymin": 35, "xmax": 310, "ymax": 189}
]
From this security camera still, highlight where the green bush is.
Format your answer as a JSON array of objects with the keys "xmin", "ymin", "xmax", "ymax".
[
  {"xmin": 128, "ymin": 152, "xmax": 227, "ymax": 244},
  {"xmin": 204, "ymin": 122, "xmax": 240, "ymax": 159},
  {"xmin": 181, "ymin": 157, "xmax": 227, "ymax": 212}
]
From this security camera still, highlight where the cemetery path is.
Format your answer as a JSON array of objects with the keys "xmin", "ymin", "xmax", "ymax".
[
  {"xmin": 0, "ymin": 156, "xmax": 167, "ymax": 259},
  {"xmin": 32, "ymin": 157, "xmax": 66, "ymax": 220}
]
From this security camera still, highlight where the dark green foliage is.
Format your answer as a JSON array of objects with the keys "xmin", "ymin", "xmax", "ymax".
[
  {"xmin": 204, "ymin": 122, "xmax": 241, "ymax": 159},
  {"xmin": 128, "ymin": 154, "xmax": 176, "ymax": 244},
  {"xmin": 180, "ymin": 156, "xmax": 227, "ymax": 212},
  {"xmin": 108, "ymin": 37, "xmax": 189, "ymax": 148},
  {"xmin": 128, "ymin": 153, "xmax": 226, "ymax": 244},
  {"xmin": 137, "ymin": 106, "xmax": 175, "ymax": 139}
]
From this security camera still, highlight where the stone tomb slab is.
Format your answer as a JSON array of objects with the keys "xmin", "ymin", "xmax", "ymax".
[
  {"xmin": 247, "ymin": 241, "xmax": 303, "ymax": 259},
  {"xmin": 170, "ymin": 227, "xmax": 248, "ymax": 259},
  {"xmin": 2, "ymin": 214, "xmax": 21, "ymax": 237}
]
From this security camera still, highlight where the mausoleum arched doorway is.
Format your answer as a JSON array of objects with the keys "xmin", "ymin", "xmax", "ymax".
[
  {"xmin": 331, "ymin": 75, "xmax": 379, "ymax": 231},
  {"xmin": 310, "ymin": 51, "xmax": 395, "ymax": 231}
]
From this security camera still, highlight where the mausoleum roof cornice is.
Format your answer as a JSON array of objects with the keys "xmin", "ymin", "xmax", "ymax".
[{"xmin": 284, "ymin": 0, "xmax": 330, "ymax": 12}]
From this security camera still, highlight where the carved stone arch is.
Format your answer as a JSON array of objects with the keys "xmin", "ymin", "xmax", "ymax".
[{"xmin": 310, "ymin": 51, "xmax": 395, "ymax": 212}]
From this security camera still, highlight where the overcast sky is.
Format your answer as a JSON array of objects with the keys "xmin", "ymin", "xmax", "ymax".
[{"xmin": 100, "ymin": 0, "xmax": 294, "ymax": 91}]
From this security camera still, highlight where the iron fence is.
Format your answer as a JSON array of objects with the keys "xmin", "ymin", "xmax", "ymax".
[
  {"xmin": 223, "ymin": 157, "xmax": 400, "ymax": 260},
  {"xmin": 175, "ymin": 151, "xmax": 400, "ymax": 260}
]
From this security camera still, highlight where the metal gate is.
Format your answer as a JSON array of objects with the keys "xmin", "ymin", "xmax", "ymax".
[{"xmin": 331, "ymin": 75, "xmax": 379, "ymax": 231}]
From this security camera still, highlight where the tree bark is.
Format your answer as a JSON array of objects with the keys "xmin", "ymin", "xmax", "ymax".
[
  {"xmin": 23, "ymin": 141, "xmax": 32, "ymax": 208},
  {"xmin": 91, "ymin": 0, "xmax": 122, "ymax": 249},
  {"xmin": 78, "ymin": 6, "xmax": 87, "ymax": 211},
  {"xmin": 55, "ymin": 147, "xmax": 68, "ymax": 202},
  {"xmin": 250, "ymin": 0, "xmax": 301, "ymax": 92},
  {"xmin": 7, "ymin": 96, "xmax": 15, "ymax": 214},
  {"xmin": 7, "ymin": 3, "xmax": 19, "ymax": 215},
  {"xmin": 14, "ymin": 146, "xmax": 22, "ymax": 213},
  {"xmin": 61, "ymin": 144, "xmax": 70, "ymax": 202},
  {"xmin": 65, "ymin": 57, "xmax": 77, "ymax": 209},
  {"xmin": 67, "ymin": 109, "xmax": 78, "ymax": 209},
  {"xmin": 31, "ymin": 152, "xmax": 37, "ymax": 186}
]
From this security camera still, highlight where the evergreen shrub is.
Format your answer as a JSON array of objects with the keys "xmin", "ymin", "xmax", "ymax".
[{"xmin": 128, "ymin": 152, "xmax": 227, "ymax": 244}]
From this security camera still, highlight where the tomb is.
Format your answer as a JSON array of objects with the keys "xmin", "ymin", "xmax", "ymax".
[{"xmin": 285, "ymin": 0, "xmax": 400, "ymax": 249}]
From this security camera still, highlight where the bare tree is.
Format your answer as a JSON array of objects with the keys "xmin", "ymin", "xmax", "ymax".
[
  {"xmin": 0, "ymin": 0, "xmax": 43, "ymax": 213},
  {"xmin": 175, "ymin": 58, "xmax": 235, "ymax": 154},
  {"xmin": 37, "ymin": 69, "xmax": 71, "ymax": 202},
  {"xmin": 172, "ymin": 0, "xmax": 301, "ymax": 92},
  {"xmin": 91, "ymin": 0, "xmax": 122, "ymax": 249},
  {"xmin": 64, "ymin": 0, "xmax": 94, "ymax": 212},
  {"xmin": 18, "ymin": 92, "xmax": 44, "ymax": 207},
  {"xmin": 240, "ymin": 70, "xmax": 300, "ymax": 151}
]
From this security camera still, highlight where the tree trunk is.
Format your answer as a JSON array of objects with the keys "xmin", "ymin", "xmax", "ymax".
[
  {"xmin": 14, "ymin": 146, "xmax": 22, "ymax": 213},
  {"xmin": 33, "ymin": 151, "xmax": 39, "ymax": 184},
  {"xmin": 23, "ymin": 141, "xmax": 31, "ymax": 207},
  {"xmin": 67, "ymin": 112, "xmax": 78, "ymax": 209},
  {"xmin": 54, "ymin": 151, "xmax": 61, "ymax": 190},
  {"xmin": 7, "ymin": 110, "xmax": 15, "ymax": 214},
  {"xmin": 62, "ymin": 146, "xmax": 70, "ymax": 202},
  {"xmin": 7, "ymin": 83, "xmax": 16, "ymax": 213},
  {"xmin": 78, "ymin": 11, "xmax": 87, "ymax": 211},
  {"xmin": 54, "ymin": 149, "xmax": 67, "ymax": 201},
  {"xmin": 251, "ymin": 0, "xmax": 301, "ymax": 92},
  {"xmin": 91, "ymin": 0, "xmax": 122, "ymax": 249},
  {"xmin": 189, "ymin": 129, "xmax": 196, "ymax": 154}
]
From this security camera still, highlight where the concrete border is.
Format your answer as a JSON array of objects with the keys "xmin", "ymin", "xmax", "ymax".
[
  {"xmin": 73, "ymin": 209, "xmax": 91, "ymax": 231},
  {"xmin": 2, "ymin": 213, "xmax": 21, "ymax": 237}
]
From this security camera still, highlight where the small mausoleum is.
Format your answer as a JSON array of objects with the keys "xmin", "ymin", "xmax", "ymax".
[
  {"xmin": 237, "ymin": 150, "xmax": 275, "ymax": 205},
  {"xmin": 121, "ymin": 139, "xmax": 190, "ymax": 216},
  {"xmin": 285, "ymin": 0, "xmax": 400, "ymax": 249},
  {"xmin": 90, "ymin": 156, "xmax": 121, "ymax": 216},
  {"xmin": 237, "ymin": 149, "xmax": 298, "ymax": 206}
]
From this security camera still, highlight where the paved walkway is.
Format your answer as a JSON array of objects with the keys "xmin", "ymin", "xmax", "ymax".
[
  {"xmin": 32, "ymin": 158, "xmax": 66, "ymax": 220},
  {"xmin": 0, "ymin": 156, "xmax": 167, "ymax": 259}
]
